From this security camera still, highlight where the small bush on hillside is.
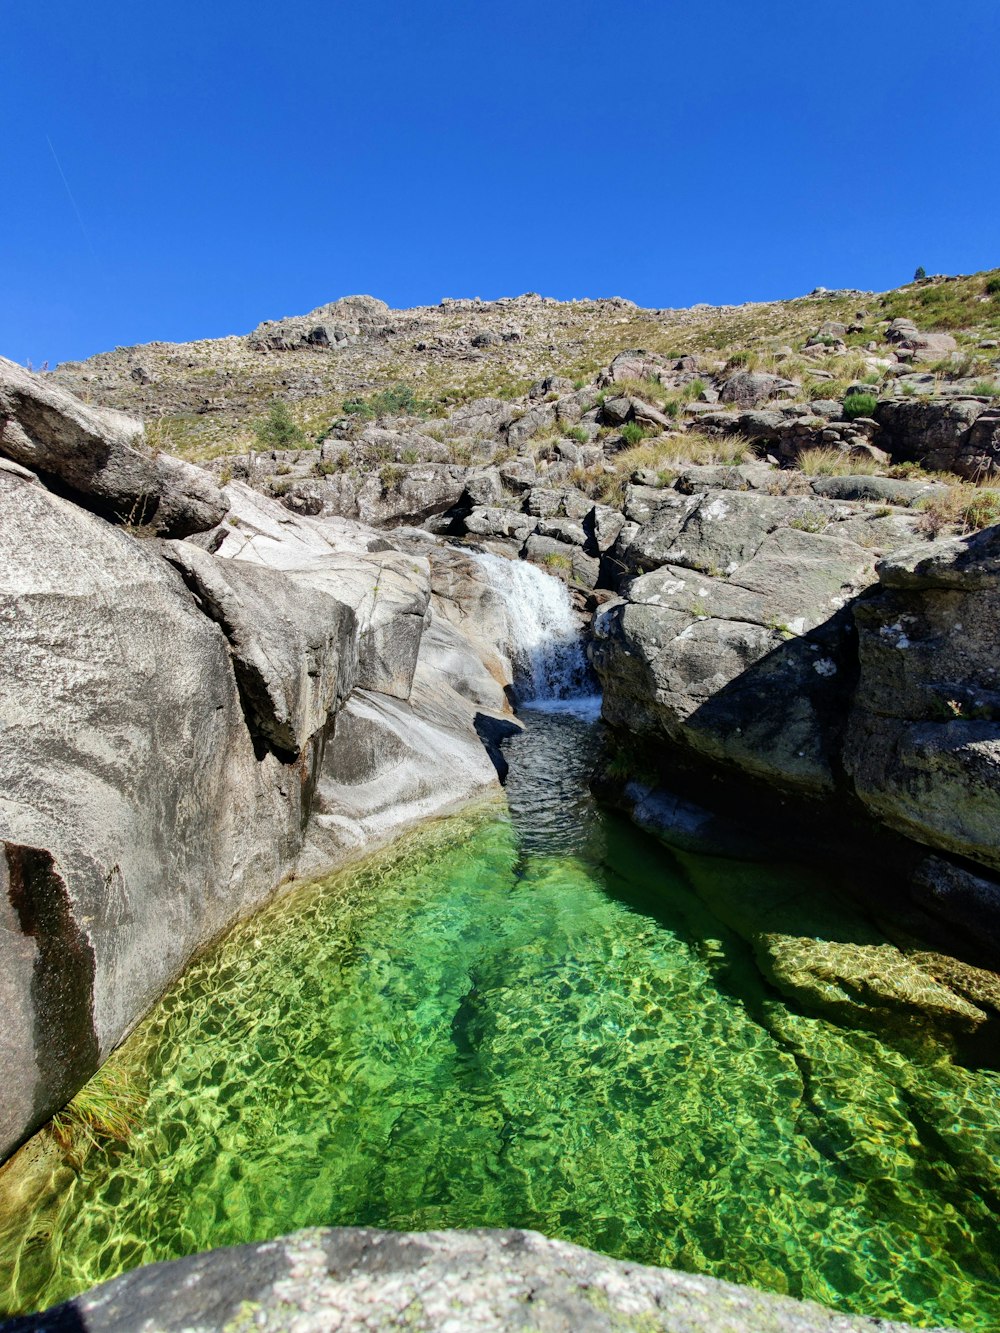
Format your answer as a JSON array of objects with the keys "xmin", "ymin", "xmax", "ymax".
[
  {"xmin": 564, "ymin": 425, "xmax": 589, "ymax": 444},
  {"xmin": 542, "ymin": 552, "xmax": 573, "ymax": 574},
  {"xmin": 972, "ymin": 381, "xmax": 1000, "ymax": 398},
  {"xmin": 620, "ymin": 422, "xmax": 648, "ymax": 446},
  {"xmin": 342, "ymin": 383, "xmax": 428, "ymax": 420},
  {"xmin": 914, "ymin": 266, "xmax": 927, "ymax": 281},
  {"xmin": 254, "ymin": 401, "xmax": 306, "ymax": 450},
  {"xmin": 918, "ymin": 485, "xmax": 1000, "ymax": 536},
  {"xmin": 986, "ymin": 277, "xmax": 1000, "ymax": 296},
  {"xmin": 842, "ymin": 391, "xmax": 879, "ymax": 420},
  {"xmin": 379, "ymin": 462, "xmax": 404, "ymax": 492}
]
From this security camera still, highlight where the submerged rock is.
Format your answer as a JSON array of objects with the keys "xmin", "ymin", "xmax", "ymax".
[{"xmin": 0, "ymin": 1227, "xmax": 952, "ymax": 1333}]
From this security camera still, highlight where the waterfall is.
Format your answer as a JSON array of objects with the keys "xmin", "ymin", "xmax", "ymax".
[{"xmin": 472, "ymin": 553, "xmax": 601, "ymax": 716}]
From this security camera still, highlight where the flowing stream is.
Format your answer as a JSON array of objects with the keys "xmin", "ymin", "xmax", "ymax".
[{"xmin": 1, "ymin": 563, "xmax": 999, "ymax": 1328}]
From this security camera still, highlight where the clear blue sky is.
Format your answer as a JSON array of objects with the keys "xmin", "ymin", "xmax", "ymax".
[{"xmin": 3, "ymin": 1, "xmax": 999, "ymax": 367}]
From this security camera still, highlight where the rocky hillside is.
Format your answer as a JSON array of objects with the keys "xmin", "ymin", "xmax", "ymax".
[
  {"xmin": 3, "ymin": 273, "xmax": 1000, "ymax": 1331},
  {"xmin": 47, "ymin": 270, "xmax": 1000, "ymax": 467}
]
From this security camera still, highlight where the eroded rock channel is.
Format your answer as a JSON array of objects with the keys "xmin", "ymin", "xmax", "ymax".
[{"xmin": 3, "ymin": 287, "xmax": 1000, "ymax": 1333}]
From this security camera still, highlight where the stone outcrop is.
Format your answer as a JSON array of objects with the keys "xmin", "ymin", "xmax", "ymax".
[
  {"xmin": 590, "ymin": 464, "xmax": 1000, "ymax": 952},
  {"xmin": 0, "ymin": 376, "xmax": 516, "ymax": 1165},
  {"xmin": 719, "ymin": 370, "xmax": 798, "ymax": 408},
  {"xmin": 247, "ymin": 295, "xmax": 394, "ymax": 351},
  {"xmin": 590, "ymin": 479, "xmax": 913, "ymax": 797},
  {"xmin": 885, "ymin": 317, "xmax": 958, "ymax": 362},
  {"xmin": 0, "ymin": 467, "xmax": 305, "ymax": 1162},
  {"xmin": 844, "ymin": 526, "xmax": 1000, "ymax": 874},
  {"xmin": 0, "ymin": 1227, "xmax": 948, "ymax": 1333},
  {"xmin": 874, "ymin": 398, "xmax": 991, "ymax": 477},
  {"xmin": 0, "ymin": 356, "xmax": 228, "ymax": 536}
]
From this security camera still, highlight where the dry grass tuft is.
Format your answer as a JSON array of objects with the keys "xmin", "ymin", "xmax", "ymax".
[{"xmin": 797, "ymin": 447, "xmax": 883, "ymax": 477}]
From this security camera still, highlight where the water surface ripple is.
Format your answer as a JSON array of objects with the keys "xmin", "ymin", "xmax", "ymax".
[{"xmin": 1, "ymin": 711, "xmax": 998, "ymax": 1329}]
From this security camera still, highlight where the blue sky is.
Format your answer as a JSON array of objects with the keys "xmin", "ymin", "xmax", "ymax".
[{"xmin": 3, "ymin": 1, "xmax": 999, "ymax": 367}]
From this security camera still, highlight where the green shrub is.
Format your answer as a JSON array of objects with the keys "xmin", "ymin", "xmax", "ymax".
[
  {"xmin": 918, "ymin": 485, "xmax": 1000, "ymax": 536},
  {"xmin": 379, "ymin": 462, "xmax": 404, "ymax": 492},
  {"xmin": 788, "ymin": 513, "xmax": 829, "ymax": 533},
  {"xmin": 342, "ymin": 383, "xmax": 428, "ymax": 420},
  {"xmin": 315, "ymin": 451, "xmax": 349, "ymax": 476},
  {"xmin": 914, "ymin": 266, "xmax": 927, "ymax": 281},
  {"xmin": 541, "ymin": 552, "xmax": 573, "ymax": 573},
  {"xmin": 985, "ymin": 277, "xmax": 1000, "ymax": 296},
  {"xmin": 620, "ymin": 421, "xmax": 648, "ymax": 446},
  {"xmin": 842, "ymin": 391, "xmax": 878, "ymax": 420},
  {"xmin": 254, "ymin": 401, "xmax": 306, "ymax": 450},
  {"xmin": 564, "ymin": 425, "xmax": 589, "ymax": 444}
]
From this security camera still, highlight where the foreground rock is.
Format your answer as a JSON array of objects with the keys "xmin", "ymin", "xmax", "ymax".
[{"xmin": 0, "ymin": 1227, "xmax": 950, "ymax": 1333}]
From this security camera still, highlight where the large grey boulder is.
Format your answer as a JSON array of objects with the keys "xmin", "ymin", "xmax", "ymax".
[
  {"xmin": 719, "ymin": 370, "xmax": 796, "ymax": 408},
  {"xmin": 443, "ymin": 396, "xmax": 515, "ymax": 440},
  {"xmin": 0, "ymin": 469, "xmax": 303, "ymax": 1161},
  {"xmin": 844, "ymin": 525, "xmax": 1000, "ymax": 872},
  {"xmin": 0, "ymin": 356, "xmax": 228, "ymax": 536},
  {"xmin": 590, "ymin": 543, "xmax": 863, "ymax": 796},
  {"xmin": 874, "ymin": 398, "xmax": 988, "ymax": 476},
  {"xmin": 2, "ymin": 1227, "xmax": 948, "ymax": 1333},
  {"xmin": 809, "ymin": 475, "xmax": 946, "ymax": 506},
  {"xmin": 601, "ymin": 348, "xmax": 671, "ymax": 384},
  {"xmin": 617, "ymin": 489, "xmax": 859, "ymax": 580},
  {"xmin": 591, "ymin": 482, "xmax": 927, "ymax": 797},
  {"xmin": 885, "ymin": 318, "xmax": 958, "ymax": 362},
  {"xmin": 303, "ymin": 609, "xmax": 515, "ymax": 868}
]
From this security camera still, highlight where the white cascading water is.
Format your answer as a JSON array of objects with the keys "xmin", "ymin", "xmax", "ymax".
[{"xmin": 472, "ymin": 552, "xmax": 601, "ymax": 716}]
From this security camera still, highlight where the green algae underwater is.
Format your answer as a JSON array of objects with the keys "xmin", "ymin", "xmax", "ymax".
[{"xmin": 1, "ymin": 710, "xmax": 999, "ymax": 1329}]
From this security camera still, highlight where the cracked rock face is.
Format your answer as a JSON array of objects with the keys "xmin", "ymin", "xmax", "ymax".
[
  {"xmin": 590, "ymin": 482, "xmax": 921, "ymax": 797},
  {"xmin": 0, "ymin": 468, "xmax": 305, "ymax": 1161},
  {"xmin": 0, "ymin": 1227, "xmax": 952, "ymax": 1333}
]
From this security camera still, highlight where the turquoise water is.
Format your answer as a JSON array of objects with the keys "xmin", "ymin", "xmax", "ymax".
[{"xmin": 1, "ymin": 707, "xmax": 999, "ymax": 1327}]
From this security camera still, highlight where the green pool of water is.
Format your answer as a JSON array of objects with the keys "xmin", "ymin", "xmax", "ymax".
[{"xmin": 1, "ymin": 709, "xmax": 999, "ymax": 1328}]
